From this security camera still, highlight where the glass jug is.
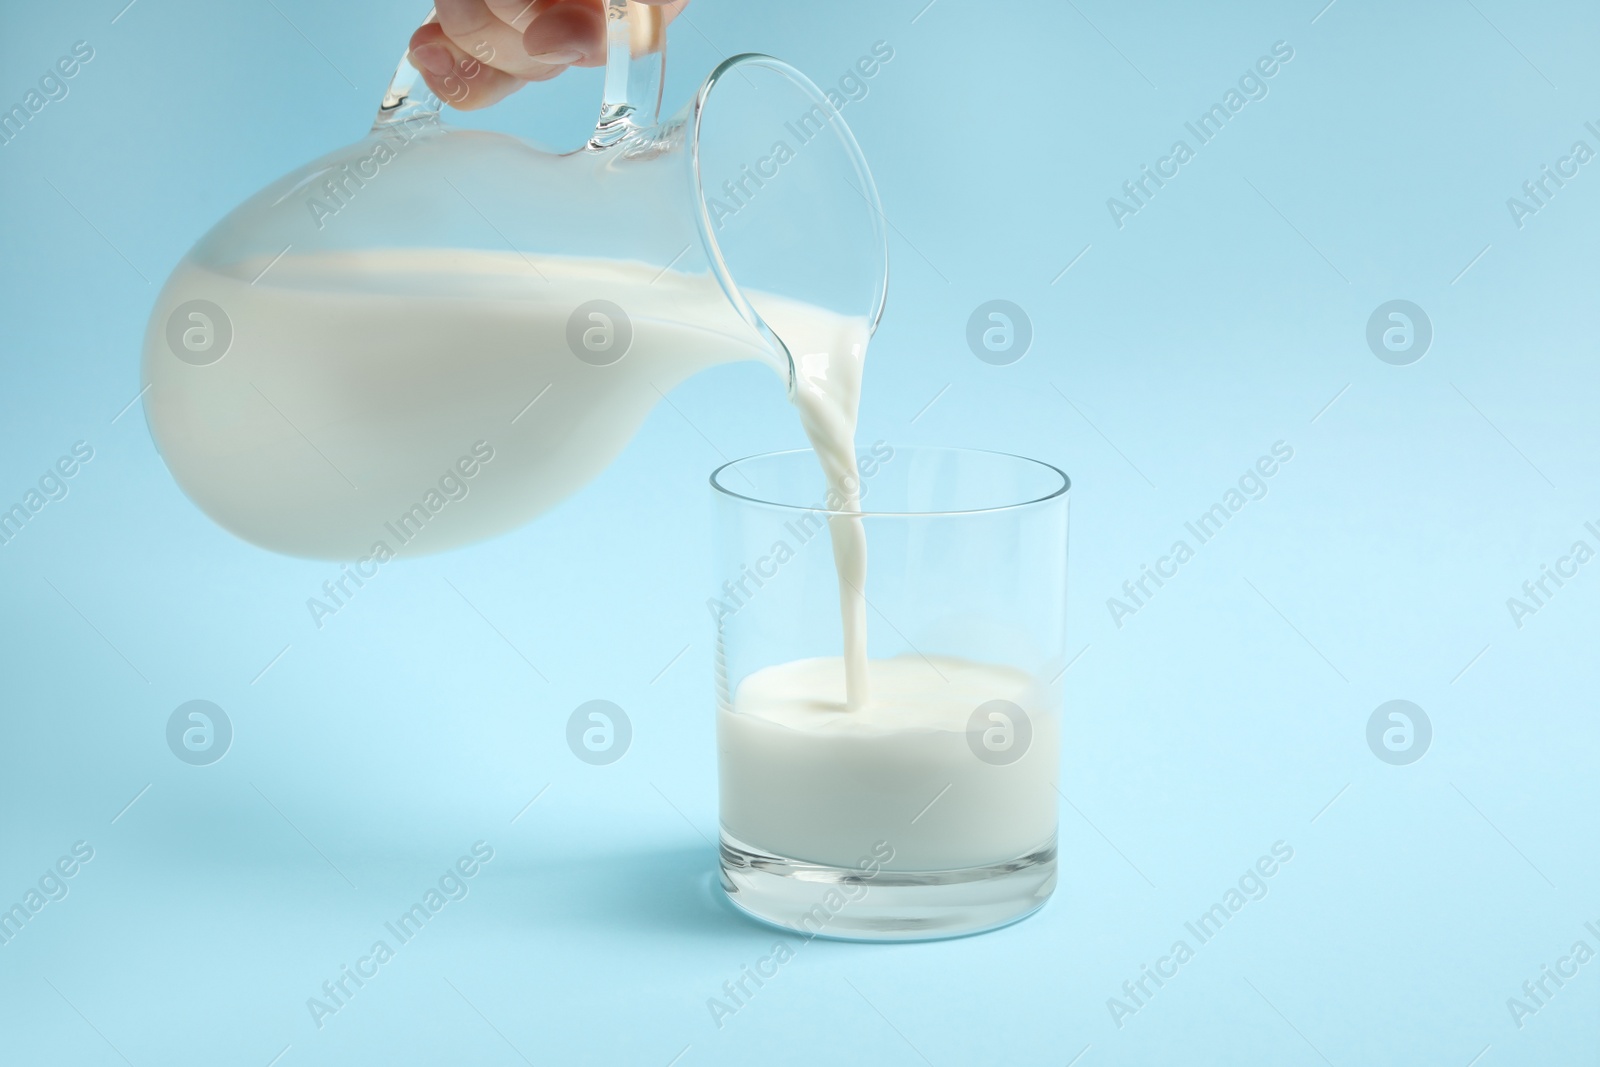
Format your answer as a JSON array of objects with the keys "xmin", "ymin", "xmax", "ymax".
[{"xmin": 141, "ymin": 0, "xmax": 887, "ymax": 560}]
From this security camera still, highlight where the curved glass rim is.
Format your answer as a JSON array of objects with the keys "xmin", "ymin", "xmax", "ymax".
[
  {"xmin": 689, "ymin": 53, "xmax": 891, "ymax": 398},
  {"xmin": 710, "ymin": 446, "xmax": 1071, "ymax": 518}
]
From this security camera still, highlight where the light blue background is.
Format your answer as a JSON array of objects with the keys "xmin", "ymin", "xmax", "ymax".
[{"xmin": 2, "ymin": 0, "xmax": 1597, "ymax": 1064}]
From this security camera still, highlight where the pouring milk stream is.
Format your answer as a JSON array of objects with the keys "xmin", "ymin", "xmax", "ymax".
[
  {"xmin": 143, "ymin": 2, "xmax": 883, "ymax": 707},
  {"xmin": 145, "ymin": 6, "xmax": 1062, "ymax": 889}
]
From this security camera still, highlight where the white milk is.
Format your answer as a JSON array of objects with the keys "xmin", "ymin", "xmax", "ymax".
[
  {"xmin": 143, "ymin": 250, "xmax": 870, "ymax": 569},
  {"xmin": 148, "ymin": 247, "xmax": 878, "ymax": 697},
  {"xmin": 719, "ymin": 655, "xmax": 1059, "ymax": 871},
  {"xmin": 781, "ymin": 318, "xmax": 871, "ymax": 710}
]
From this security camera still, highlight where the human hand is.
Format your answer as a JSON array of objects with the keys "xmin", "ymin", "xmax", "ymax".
[{"xmin": 408, "ymin": 0, "xmax": 688, "ymax": 110}]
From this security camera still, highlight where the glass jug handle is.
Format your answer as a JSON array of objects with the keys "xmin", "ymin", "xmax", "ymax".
[
  {"xmin": 369, "ymin": 3, "xmax": 666, "ymax": 144},
  {"xmin": 372, "ymin": 7, "xmax": 438, "ymax": 131},
  {"xmin": 594, "ymin": 0, "xmax": 666, "ymax": 146}
]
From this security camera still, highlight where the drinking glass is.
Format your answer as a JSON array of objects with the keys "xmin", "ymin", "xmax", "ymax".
[{"xmin": 710, "ymin": 445, "xmax": 1070, "ymax": 940}]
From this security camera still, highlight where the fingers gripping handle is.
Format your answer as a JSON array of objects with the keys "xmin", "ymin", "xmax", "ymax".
[{"xmin": 372, "ymin": 3, "xmax": 665, "ymax": 143}]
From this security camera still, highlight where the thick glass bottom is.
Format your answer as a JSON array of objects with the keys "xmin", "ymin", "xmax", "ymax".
[{"xmin": 718, "ymin": 830, "xmax": 1056, "ymax": 942}]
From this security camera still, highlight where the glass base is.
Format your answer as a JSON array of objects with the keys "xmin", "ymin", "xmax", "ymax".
[{"xmin": 718, "ymin": 830, "xmax": 1056, "ymax": 942}]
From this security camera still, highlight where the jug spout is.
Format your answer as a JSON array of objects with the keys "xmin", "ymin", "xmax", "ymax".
[{"xmin": 683, "ymin": 52, "xmax": 889, "ymax": 395}]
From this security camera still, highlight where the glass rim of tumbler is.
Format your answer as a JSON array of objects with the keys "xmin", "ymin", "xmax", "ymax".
[{"xmin": 709, "ymin": 445, "xmax": 1069, "ymax": 518}]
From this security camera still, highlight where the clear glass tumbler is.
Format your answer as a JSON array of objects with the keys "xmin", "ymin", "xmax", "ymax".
[{"xmin": 710, "ymin": 444, "xmax": 1070, "ymax": 940}]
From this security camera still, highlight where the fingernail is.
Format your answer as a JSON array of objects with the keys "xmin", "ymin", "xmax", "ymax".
[
  {"xmin": 411, "ymin": 43, "xmax": 453, "ymax": 77},
  {"xmin": 530, "ymin": 48, "xmax": 583, "ymax": 66}
]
